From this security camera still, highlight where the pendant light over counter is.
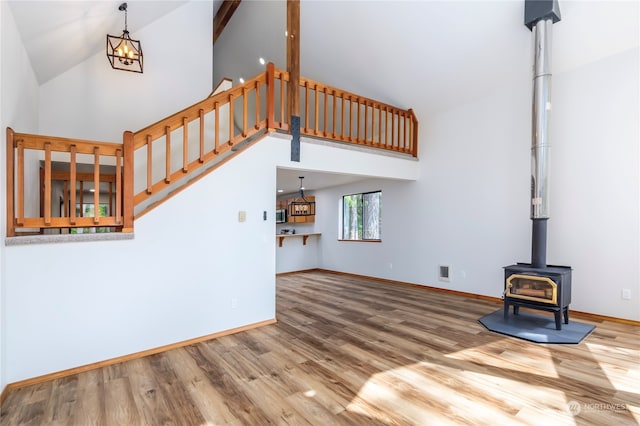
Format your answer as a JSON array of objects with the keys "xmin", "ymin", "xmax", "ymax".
[
  {"xmin": 288, "ymin": 176, "xmax": 315, "ymax": 217},
  {"xmin": 106, "ymin": 3, "xmax": 143, "ymax": 73}
]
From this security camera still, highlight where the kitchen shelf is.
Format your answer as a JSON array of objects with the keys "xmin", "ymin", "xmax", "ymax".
[{"xmin": 277, "ymin": 233, "xmax": 321, "ymax": 247}]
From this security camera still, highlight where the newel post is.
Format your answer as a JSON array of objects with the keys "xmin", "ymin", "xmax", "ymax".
[
  {"xmin": 266, "ymin": 62, "xmax": 275, "ymax": 131},
  {"xmin": 6, "ymin": 127, "xmax": 15, "ymax": 237},
  {"xmin": 122, "ymin": 131, "xmax": 134, "ymax": 233},
  {"xmin": 409, "ymin": 109, "xmax": 419, "ymax": 158}
]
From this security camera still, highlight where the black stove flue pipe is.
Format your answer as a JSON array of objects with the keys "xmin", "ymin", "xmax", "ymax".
[{"xmin": 525, "ymin": 0, "xmax": 561, "ymax": 269}]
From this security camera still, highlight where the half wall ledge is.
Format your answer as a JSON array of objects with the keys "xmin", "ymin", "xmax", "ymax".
[{"xmin": 5, "ymin": 232, "xmax": 134, "ymax": 246}]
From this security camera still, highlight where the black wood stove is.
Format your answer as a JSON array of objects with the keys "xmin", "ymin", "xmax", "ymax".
[
  {"xmin": 503, "ymin": 0, "xmax": 572, "ymax": 330},
  {"xmin": 504, "ymin": 263, "xmax": 572, "ymax": 330}
]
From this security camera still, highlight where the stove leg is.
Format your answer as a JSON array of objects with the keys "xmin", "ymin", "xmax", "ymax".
[
  {"xmin": 554, "ymin": 311, "xmax": 562, "ymax": 330},
  {"xmin": 563, "ymin": 307, "xmax": 569, "ymax": 324},
  {"xmin": 504, "ymin": 302, "xmax": 509, "ymax": 320},
  {"xmin": 513, "ymin": 305, "xmax": 520, "ymax": 316}
]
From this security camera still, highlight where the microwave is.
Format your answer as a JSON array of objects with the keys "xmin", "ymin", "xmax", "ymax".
[{"xmin": 276, "ymin": 209, "xmax": 287, "ymax": 223}]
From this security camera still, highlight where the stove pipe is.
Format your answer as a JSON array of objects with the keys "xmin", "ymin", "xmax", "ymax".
[{"xmin": 525, "ymin": 0, "xmax": 561, "ymax": 268}]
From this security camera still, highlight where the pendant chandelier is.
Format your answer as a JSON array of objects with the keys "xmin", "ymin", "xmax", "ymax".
[
  {"xmin": 288, "ymin": 177, "xmax": 316, "ymax": 217},
  {"xmin": 106, "ymin": 3, "xmax": 143, "ymax": 73}
]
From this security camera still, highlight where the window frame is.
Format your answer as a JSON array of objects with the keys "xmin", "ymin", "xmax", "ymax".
[{"xmin": 339, "ymin": 190, "xmax": 382, "ymax": 242}]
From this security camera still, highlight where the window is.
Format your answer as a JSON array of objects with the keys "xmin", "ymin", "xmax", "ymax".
[
  {"xmin": 341, "ymin": 191, "xmax": 381, "ymax": 241},
  {"xmin": 70, "ymin": 203, "xmax": 111, "ymax": 234}
]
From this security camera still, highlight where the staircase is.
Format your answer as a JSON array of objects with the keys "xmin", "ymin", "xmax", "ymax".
[{"xmin": 5, "ymin": 63, "xmax": 419, "ymax": 237}]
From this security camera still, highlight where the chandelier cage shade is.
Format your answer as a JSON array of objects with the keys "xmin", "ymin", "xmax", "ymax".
[
  {"xmin": 106, "ymin": 3, "xmax": 143, "ymax": 73},
  {"xmin": 288, "ymin": 177, "xmax": 316, "ymax": 217}
]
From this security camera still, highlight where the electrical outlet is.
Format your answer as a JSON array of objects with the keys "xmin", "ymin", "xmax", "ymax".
[
  {"xmin": 389, "ymin": 262, "xmax": 393, "ymax": 270},
  {"xmin": 238, "ymin": 211, "xmax": 246, "ymax": 222},
  {"xmin": 231, "ymin": 298, "xmax": 238, "ymax": 308},
  {"xmin": 622, "ymin": 289, "xmax": 631, "ymax": 300}
]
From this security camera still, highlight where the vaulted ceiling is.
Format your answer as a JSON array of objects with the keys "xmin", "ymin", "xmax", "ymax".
[{"xmin": 6, "ymin": 0, "xmax": 639, "ymax": 193}]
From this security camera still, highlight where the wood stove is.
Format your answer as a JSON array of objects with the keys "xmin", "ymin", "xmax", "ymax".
[
  {"xmin": 503, "ymin": 0, "xmax": 572, "ymax": 331},
  {"xmin": 504, "ymin": 264, "xmax": 571, "ymax": 330}
]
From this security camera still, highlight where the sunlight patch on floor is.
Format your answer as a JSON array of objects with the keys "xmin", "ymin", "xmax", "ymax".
[
  {"xmin": 347, "ymin": 360, "xmax": 575, "ymax": 425},
  {"xmin": 444, "ymin": 339, "xmax": 560, "ymax": 378},
  {"xmin": 585, "ymin": 342, "xmax": 640, "ymax": 394}
]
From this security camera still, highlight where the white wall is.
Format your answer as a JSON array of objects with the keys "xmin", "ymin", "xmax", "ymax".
[
  {"xmin": 316, "ymin": 48, "xmax": 640, "ymax": 321},
  {"xmin": 38, "ymin": 1, "xmax": 213, "ymax": 142},
  {"xmin": 4, "ymin": 138, "xmax": 275, "ymax": 383},
  {"xmin": 0, "ymin": 1, "xmax": 40, "ymax": 392},
  {"xmin": 213, "ymin": 0, "xmax": 285, "ymax": 87},
  {"xmin": 2, "ymin": 133, "xmax": 418, "ymax": 383}
]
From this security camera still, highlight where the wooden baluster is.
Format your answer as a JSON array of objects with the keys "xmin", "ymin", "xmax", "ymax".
[
  {"xmin": 146, "ymin": 134, "xmax": 152, "ymax": 194},
  {"xmin": 364, "ymin": 102, "xmax": 369, "ymax": 144},
  {"xmin": 123, "ymin": 131, "xmax": 134, "ymax": 232},
  {"xmin": 254, "ymin": 81, "xmax": 261, "ymax": 130},
  {"xmin": 323, "ymin": 87, "xmax": 328, "ymax": 136},
  {"xmin": 182, "ymin": 117, "xmax": 188, "ymax": 172},
  {"xmin": 214, "ymin": 102, "xmax": 220, "ymax": 154},
  {"xmin": 332, "ymin": 90, "xmax": 337, "ymax": 138},
  {"xmin": 165, "ymin": 126, "xmax": 171, "ymax": 183},
  {"xmin": 397, "ymin": 110, "xmax": 401, "ymax": 151},
  {"xmin": 279, "ymin": 74, "xmax": 285, "ymax": 128},
  {"xmin": 79, "ymin": 181, "xmax": 84, "ymax": 217},
  {"xmin": 44, "ymin": 142, "xmax": 52, "ymax": 226},
  {"xmin": 378, "ymin": 105, "xmax": 382, "ymax": 146},
  {"xmin": 304, "ymin": 81, "xmax": 309, "ymax": 132},
  {"xmin": 199, "ymin": 109, "xmax": 205, "ymax": 162},
  {"xmin": 266, "ymin": 62, "xmax": 275, "ymax": 130},
  {"xmin": 109, "ymin": 182, "xmax": 113, "ymax": 226},
  {"xmin": 391, "ymin": 110, "xmax": 396, "ymax": 149},
  {"xmin": 63, "ymin": 181, "xmax": 68, "ymax": 220},
  {"xmin": 368, "ymin": 102, "xmax": 372, "ymax": 144},
  {"xmin": 357, "ymin": 98, "xmax": 361, "ymax": 143},
  {"xmin": 403, "ymin": 113, "xmax": 408, "ymax": 152},
  {"xmin": 70, "ymin": 145, "xmax": 77, "ymax": 225},
  {"xmin": 229, "ymin": 94, "xmax": 234, "ymax": 145},
  {"xmin": 386, "ymin": 107, "xmax": 390, "ymax": 148},
  {"xmin": 115, "ymin": 148, "xmax": 122, "ymax": 225},
  {"xmin": 39, "ymin": 167, "xmax": 43, "ymax": 224},
  {"xmin": 93, "ymin": 146, "xmax": 100, "ymax": 224},
  {"xmin": 242, "ymin": 86, "xmax": 248, "ymax": 137},
  {"xmin": 314, "ymin": 84, "xmax": 319, "ymax": 135},
  {"xmin": 341, "ymin": 95, "xmax": 345, "ymax": 140},
  {"xmin": 6, "ymin": 128, "xmax": 15, "ymax": 236},
  {"xmin": 348, "ymin": 97, "xmax": 353, "ymax": 141},
  {"xmin": 16, "ymin": 138, "xmax": 25, "ymax": 227}
]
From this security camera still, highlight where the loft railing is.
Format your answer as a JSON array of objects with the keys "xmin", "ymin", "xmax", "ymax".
[
  {"xmin": 5, "ymin": 63, "xmax": 418, "ymax": 237},
  {"xmin": 5, "ymin": 128, "xmax": 132, "ymax": 236}
]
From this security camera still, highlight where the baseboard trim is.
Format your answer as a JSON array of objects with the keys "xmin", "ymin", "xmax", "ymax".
[
  {"xmin": 0, "ymin": 318, "xmax": 276, "ymax": 404},
  {"xmin": 276, "ymin": 268, "xmax": 321, "ymax": 276},
  {"xmin": 314, "ymin": 269, "xmax": 640, "ymax": 326}
]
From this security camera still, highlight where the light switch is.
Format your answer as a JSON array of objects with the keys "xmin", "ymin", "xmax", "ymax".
[{"xmin": 238, "ymin": 211, "xmax": 246, "ymax": 222}]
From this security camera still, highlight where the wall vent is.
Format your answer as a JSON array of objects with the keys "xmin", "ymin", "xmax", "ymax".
[{"xmin": 438, "ymin": 265, "xmax": 451, "ymax": 282}]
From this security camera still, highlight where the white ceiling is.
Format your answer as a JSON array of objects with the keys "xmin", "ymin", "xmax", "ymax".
[
  {"xmin": 276, "ymin": 168, "xmax": 370, "ymax": 195},
  {"xmin": 6, "ymin": 0, "xmax": 639, "ymax": 194},
  {"xmin": 8, "ymin": 0, "xmax": 193, "ymax": 84}
]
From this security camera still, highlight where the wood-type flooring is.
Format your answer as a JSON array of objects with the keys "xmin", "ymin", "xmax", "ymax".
[{"xmin": 1, "ymin": 270, "xmax": 639, "ymax": 425}]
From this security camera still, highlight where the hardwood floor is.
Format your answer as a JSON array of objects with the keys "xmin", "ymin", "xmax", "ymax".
[{"xmin": 2, "ymin": 270, "xmax": 639, "ymax": 425}]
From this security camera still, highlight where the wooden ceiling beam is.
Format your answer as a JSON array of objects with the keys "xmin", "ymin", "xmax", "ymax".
[{"xmin": 213, "ymin": 0, "xmax": 241, "ymax": 44}]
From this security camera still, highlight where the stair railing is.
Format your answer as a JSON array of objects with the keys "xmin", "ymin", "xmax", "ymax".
[
  {"xmin": 5, "ymin": 128, "xmax": 130, "ymax": 236},
  {"xmin": 5, "ymin": 62, "xmax": 418, "ymax": 237}
]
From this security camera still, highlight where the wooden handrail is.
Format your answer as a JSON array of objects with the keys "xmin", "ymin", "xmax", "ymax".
[
  {"xmin": 130, "ymin": 70, "xmax": 272, "ymax": 208},
  {"xmin": 5, "ymin": 62, "xmax": 418, "ymax": 236}
]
